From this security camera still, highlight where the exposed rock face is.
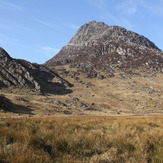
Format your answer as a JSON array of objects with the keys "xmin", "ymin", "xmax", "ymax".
[
  {"xmin": 68, "ymin": 21, "xmax": 160, "ymax": 49},
  {"xmin": 45, "ymin": 21, "xmax": 163, "ymax": 77},
  {"xmin": 0, "ymin": 48, "xmax": 71, "ymax": 94},
  {"xmin": 0, "ymin": 94, "xmax": 13, "ymax": 111}
]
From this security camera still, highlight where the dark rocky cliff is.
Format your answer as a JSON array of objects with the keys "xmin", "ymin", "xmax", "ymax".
[{"xmin": 0, "ymin": 48, "xmax": 71, "ymax": 94}]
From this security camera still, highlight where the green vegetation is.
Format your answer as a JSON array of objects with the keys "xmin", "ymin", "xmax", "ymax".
[{"xmin": 0, "ymin": 116, "xmax": 163, "ymax": 162}]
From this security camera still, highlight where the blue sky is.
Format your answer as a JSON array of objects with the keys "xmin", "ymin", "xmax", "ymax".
[{"xmin": 0, "ymin": 0, "xmax": 162, "ymax": 64}]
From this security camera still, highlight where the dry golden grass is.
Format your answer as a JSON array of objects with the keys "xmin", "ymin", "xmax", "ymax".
[{"xmin": 0, "ymin": 116, "xmax": 163, "ymax": 162}]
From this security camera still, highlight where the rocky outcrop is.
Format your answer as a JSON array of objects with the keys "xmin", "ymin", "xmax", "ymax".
[
  {"xmin": 45, "ymin": 21, "xmax": 163, "ymax": 77},
  {"xmin": 68, "ymin": 21, "xmax": 160, "ymax": 50},
  {"xmin": 0, "ymin": 94, "xmax": 10, "ymax": 111},
  {"xmin": 0, "ymin": 48, "xmax": 72, "ymax": 94}
]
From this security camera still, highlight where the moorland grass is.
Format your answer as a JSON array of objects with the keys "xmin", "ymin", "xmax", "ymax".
[{"xmin": 0, "ymin": 116, "xmax": 162, "ymax": 162}]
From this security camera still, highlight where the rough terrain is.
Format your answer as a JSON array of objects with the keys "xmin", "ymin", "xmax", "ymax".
[
  {"xmin": 0, "ymin": 21, "xmax": 163, "ymax": 117},
  {"xmin": 0, "ymin": 48, "xmax": 72, "ymax": 95}
]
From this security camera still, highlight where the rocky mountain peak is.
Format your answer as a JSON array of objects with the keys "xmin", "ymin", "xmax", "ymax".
[
  {"xmin": 45, "ymin": 21, "xmax": 162, "ymax": 77},
  {"xmin": 68, "ymin": 21, "xmax": 160, "ymax": 50},
  {"xmin": 68, "ymin": 21, "xmax": 108, "ymax": 46}
]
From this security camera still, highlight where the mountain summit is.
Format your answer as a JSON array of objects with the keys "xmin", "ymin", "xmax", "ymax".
[
  {"xmin": 68, "ymin": 21, "xmax": 160, "ymax": 50},
  {"xmin": 45, "ymin": 21, "xmax": 162, "ymax": 77}
]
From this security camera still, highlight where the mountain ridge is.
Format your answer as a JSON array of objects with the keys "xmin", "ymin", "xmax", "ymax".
[
  {"xmin": 0, "ymin": 47, "xmax": 72, "ymax": 94},
  {"xmin": 68, "ymin": 21, "xmax": 160, "ymax": 50},
  {"xmin": 45, "ymin": 21, "xmax": 163, "ymax": 78}
]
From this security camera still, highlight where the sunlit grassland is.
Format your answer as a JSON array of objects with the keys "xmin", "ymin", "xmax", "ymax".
[{"xmin": 0, "ymin": 116, "xmax": 163, "ymax": 162}]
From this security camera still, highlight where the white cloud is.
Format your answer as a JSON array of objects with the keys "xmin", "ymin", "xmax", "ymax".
[
  {"xmin": 100, "ymin": 12, "xmax": 119, "ymax": 24},
  {"xmin": 117, "ymin": 0, "xmax": 144, "ymax": 15},
  {"xmin": 33, "ymin": 19, "xmax": 54, "ymax": 28},
  {"xmin": 0, "ymin": 0, "xmax": 23, "ymax": 11},
  {"xmin": 0, "ymin": 33, "xmax": 19, "ymax": 45},
  {"xmin": 99, "ymin": 12, "xmax": 133, "ymax": 29},
  {"xmin": 119, "ymin": 17, "xmax": 133, "ymax": 29},
  {"xmin": 0, "ymin": 24, "xmax": 15, "ymax": 32},
  {"xmin": 64, "ymin": 23, "xmax": 79, "ymax": 30},
  {"xmin": 40, "ymin": 46, "xmax": 60, "ymax": 57},
  {"xmin": 33, "ymin": 18, "xmax": 61, "ymax": 30},
  {"xmin": 0, "ymin": 23, "xmax": 33, "ymax": 33},
  {"xmin": 121, "ymin": 0, "xmax": 163, "ymax": 18},
  {"xmin": 143, "ymin": 2, "xmax": 163, "ymax": 17},
  {"xmin": 88, "ymin": 0, "xmax": 106, "ymax": 9}
]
